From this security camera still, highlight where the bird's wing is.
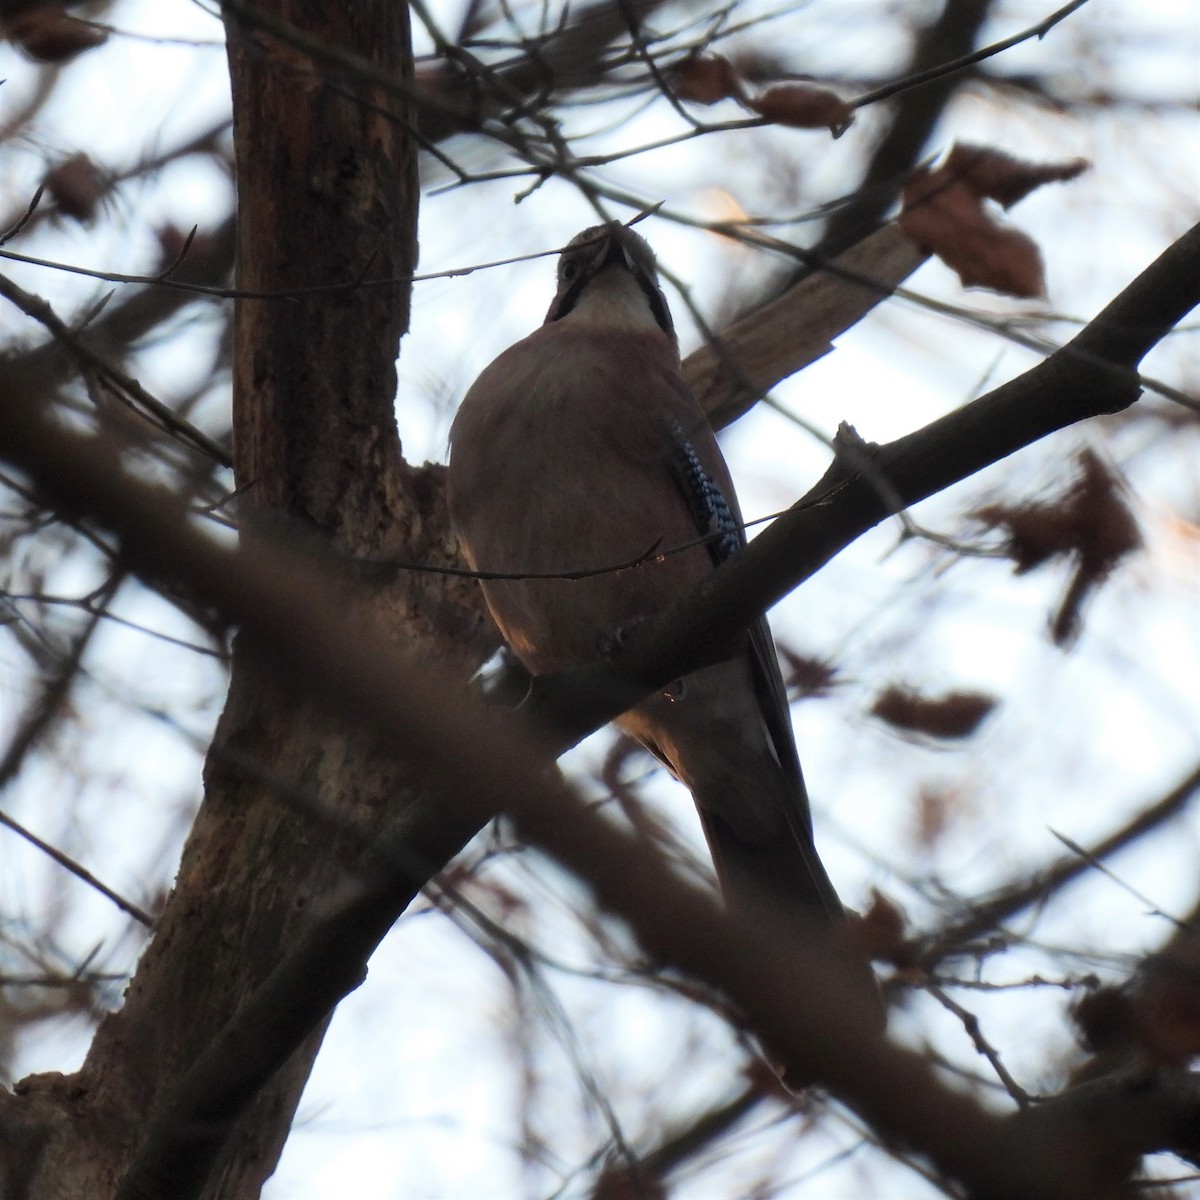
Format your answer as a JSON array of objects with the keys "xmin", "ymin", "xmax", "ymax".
[{"xmin": 666, "ymin": 417, "xmax": 842, "ymax": 918}]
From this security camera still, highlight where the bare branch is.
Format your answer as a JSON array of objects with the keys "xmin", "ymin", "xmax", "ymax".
[
  {"xmin": 850, "ymin": 0, "xmax": 1091, "ymax": 111},
  {"xmin": 683, "ymin": 222, "xmax": 928, "ymax": 428},
  {"xmin": 0, "ymin": 272, "xmax": 230, "ymax": 467},
  {"xmin": 0, "ymin": 573, "xmax": 155, "ymax": 928}
]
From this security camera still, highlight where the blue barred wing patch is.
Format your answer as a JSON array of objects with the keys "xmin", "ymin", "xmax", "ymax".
[{"xmin": 670, "ymin": 420, "xmax": 743, "ymax": 566}]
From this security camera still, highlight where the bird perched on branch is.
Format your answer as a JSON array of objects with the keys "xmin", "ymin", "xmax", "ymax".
[{"xmin": 448, "ymin": 222, "xmax": 856, "ymax": 956}]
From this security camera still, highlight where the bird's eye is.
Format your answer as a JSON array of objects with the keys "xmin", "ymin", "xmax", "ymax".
[{"xmin": 560, "ymin": 258, "xmax": 580, "ymax": 283}]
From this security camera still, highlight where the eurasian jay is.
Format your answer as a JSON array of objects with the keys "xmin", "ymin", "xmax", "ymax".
[{"xmin": 447, "ymin": 223, "xmax": 847, "ymax": 942}]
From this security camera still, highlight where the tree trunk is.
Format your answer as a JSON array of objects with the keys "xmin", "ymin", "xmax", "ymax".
[{"xmin": 4, "ymin": 3, "xmax": 490, "ymax": 1197}]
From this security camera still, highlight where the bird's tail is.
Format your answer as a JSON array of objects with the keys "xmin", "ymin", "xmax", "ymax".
[
  {"xmin": 698, "ymin": 797, "xmax": 884, "ymax": 1090},
  {"xmin": 697, "ymin": 799, "xmax": 843, "ymax": 936}
]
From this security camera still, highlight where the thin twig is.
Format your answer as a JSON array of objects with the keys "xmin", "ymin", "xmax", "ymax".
[
  {"xmin": 927, "ymin": 983, "xmax": 1033, "ymax": 1108},
  {"xmin": 850, "ymin": 0, "xmax": 1092, "ymax": 110},
  {"xmin": 0, "ymin": 271, "xmax": 231, "ymax": 467},
  {"xmin": 0, "ymin": 576, "xmax": 155, "ymax": 928}
]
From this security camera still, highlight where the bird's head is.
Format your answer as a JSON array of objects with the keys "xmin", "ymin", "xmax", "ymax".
[{"xmin": 544, "ymin": 224, "xmax": 676, "ymax": 344}]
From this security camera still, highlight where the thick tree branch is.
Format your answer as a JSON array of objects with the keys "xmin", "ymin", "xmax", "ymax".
[
  {"xmin": 112, "ymin": 827, "xmax": 431, "ymax": 1200},
  {"xmin": 684, "ymin": 223, "xmax": 928, "ymax": 429},
  {"xmin": 1001, "ymin": 1067, "xmax": 1200, "ymax": 1178},
  {"xmin": 6, "ymin": 4, "xmax": 430, "ymax": 1198}
]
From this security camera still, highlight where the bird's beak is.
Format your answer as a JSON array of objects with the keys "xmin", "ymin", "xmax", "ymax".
[{"xmin": 588, "ymin": 231, "xmax": 635, "ymax": 279}]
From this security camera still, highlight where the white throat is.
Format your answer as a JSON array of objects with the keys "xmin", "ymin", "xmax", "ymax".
[{"xmin": 565, "ymin": 268, "xmax": 662, "ymax": 332}]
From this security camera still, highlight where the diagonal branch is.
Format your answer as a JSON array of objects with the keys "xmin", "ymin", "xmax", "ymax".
[
  {"xmin": 0, "ymin": 271, "xmax": 230, "ymax": 467},
  {"xmin": 522, "ymin": 220, "xmax": 1200, "ymax": 749},
  {"xmin": 684, "ymin": 222, "xmax": 928, "ymax": 429}
]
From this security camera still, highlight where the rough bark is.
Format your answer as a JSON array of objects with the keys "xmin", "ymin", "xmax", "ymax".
[{"xmin": 2, "ymin": 3, "xmax": 486, "ymax": 1197}]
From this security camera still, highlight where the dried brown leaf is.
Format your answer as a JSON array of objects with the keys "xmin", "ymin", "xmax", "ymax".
[
  {"xmin": 1136, "ymin": 964, "xmax": 1200, "ymax": 1066},
  {"xmin": 900, "ymin": 164, "xmax": 1046, "ymax": 298},
  {"xmin": 974, "ymin": 501, "xmax": 1076, "ymax": 572},
  {"xmin": 852, "ymin": 890, "xmax": 912, "ymax": 966},
  {"xmin": 1076, "ymin": 955, "xmax": 1200, "ymax": 1069},
  {"xmin": 1073, "ymin": 986, "xmax": 1137, "ymax": 1055},
  {"xmin": 914, "ymin": 785, "xmax": 962, "ymax": 851},
  {"xmin": 671, "ymin": 53, "xmax": 744, "ymax": 105},
  {"xmin": 748, "ymin": 83, "xmax": 853, "ymax": 136},
  {"xmin": 777, "ymin": 647, "xmax": 839, "ymax": 698},
  {"xmin": 1137, "ymin": 926, "xmax": 1200, "ymax": 1065},
  {"xmin": 6, "ymin": 5, "xmax": 106, "ymax": 62},
  {"xmin": 1069, "ymin": 449, "xmax": 1143, "ymax": 571},
  {"xmin": 43, "ymin": 154, "xmax": 104, "ymax": 222},
  {"xmin": 871, "ymin": 687, "xmax": 997, "ymax": 740},
  {"xmin": 900, "ymin": 144, "xmax": 1086, "ymax": 297},
  {"xmin": 942, "ymin": 143, "xmax": 1090, "ymax": 209},
  {"xmin": 975, "ymin": 450, "xmax": 1141, "ymax": 645}
]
